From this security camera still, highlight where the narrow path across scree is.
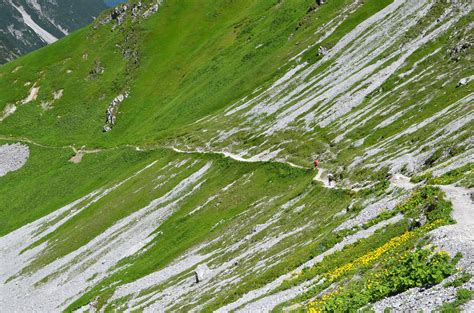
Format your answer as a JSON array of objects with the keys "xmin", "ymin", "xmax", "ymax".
[
  {"xmin": 0, "ymin": 136, "xmax": 352, "ymax": 191},
  {"xmin": 69, "ymin": 147, "xmax": 102, "ymax": 164},
  {"xmin": 168, "ymin": 147, "xmax": 306, "ymax": 169},
  {"xmin": 389, "ymin": 173, "xmax": 417, "ymax": 190},
  {"xmin": 0, "ymin": 135, "xmax": 399, "ymax": 192},
  {"xmin": 313, "ymin": 168, "xmax": 335, "ymax": 188},
  {"xmin": 439, "ymin": 185, "xmax": 474, "ymax": 240},
  {"xmin": 0, "ymin": 136, "xmax": 307, "ymax": 171}
]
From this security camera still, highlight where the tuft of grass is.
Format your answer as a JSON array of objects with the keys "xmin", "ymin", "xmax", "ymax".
[
  {"xmin": 444, "ymin": 273, "xmax": 472, "ymax": 288},
  {"xmin": 437, "ymin": 288, "xmax": 474, "ymax": 312}
]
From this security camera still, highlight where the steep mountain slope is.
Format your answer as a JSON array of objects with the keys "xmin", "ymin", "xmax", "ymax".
[
  {"xmin": 0, "ymin": 0, "xmax": 473, "ymax": 312},
  {"xmin": 0, "ymin": 0, "xmax": 124, "ymax": 64}
]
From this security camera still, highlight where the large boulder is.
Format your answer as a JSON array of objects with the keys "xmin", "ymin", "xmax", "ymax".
[
  {"xmin": 456, "ymin": 77, "xmax": 469, "ymax": 87},
  {"xmin": 194, "ymin": 264, "xmax": 212, "ymax": 283}
]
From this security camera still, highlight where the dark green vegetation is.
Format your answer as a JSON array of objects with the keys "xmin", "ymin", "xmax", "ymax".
[
  {"xmin": 312, "ymin": 248, "xmax": 457, "ymax": 312},
  {"xmin": 444, "ymin": 273, "xmax": 472, "ymax": 288}
]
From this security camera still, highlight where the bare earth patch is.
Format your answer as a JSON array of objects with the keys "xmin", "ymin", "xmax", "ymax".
[{"xmin": 69, "ymin": 147, "xmax": 101, "ymax": 164}]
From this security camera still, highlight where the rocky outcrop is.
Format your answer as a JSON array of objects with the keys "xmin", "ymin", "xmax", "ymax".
[
  {"xmin": 0, "ymin": 0, "xmax": 107, "ymax": 64},
  {"xmin": 21, "ymin": 85, "xmax": 40, "ymax": 104},
  {"xmin": 194, "ymin": 264, "xmax": 212, "ymax": 283},
  {"xmin": 143, "ymin": 4, "xmax": 160, "ymax": 18},
  {"xmin": 103, "ymin": 92, "xmax": 129, "ymax": 132},
  {"xmin": 317, "ymin": 46, "xmax": 328, "ymax": 56},
  {"xmin": 448, "ymin": 37, "xmax": 472, "ymax": 61},
  {"xmin": 0, "ymin": 104, "xmax": 17, "ymax": 121},
  {"xmin": 97, "ymin": 0, "xmax": 164, "ymax": 31},
  {"xmin": 88, "ymin": 60, "xmax": 104, "ymax": 80},
  {"xmin": 0, "ymin": 83, "xmax": 42, "ymax": 121},
  {"xmin": 456, "ymin": 76, "xmax": 472, "ymax": 87}
]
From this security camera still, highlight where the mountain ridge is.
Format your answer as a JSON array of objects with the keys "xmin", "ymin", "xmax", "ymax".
[{"xmin": 0, "ymin": 0, "xmax": 127, "ymax": 64}]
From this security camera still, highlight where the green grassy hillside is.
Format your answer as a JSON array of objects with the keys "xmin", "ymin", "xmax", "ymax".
[{"xmin": 0, "ymin": 0, "xmax": 472, "ymax": 312}]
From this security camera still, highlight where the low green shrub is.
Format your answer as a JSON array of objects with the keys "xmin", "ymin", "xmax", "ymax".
[
  {"xmin": 430, "ymin": 163, "xmax": 473, "ymax": 185},
  {"xmin": 410, "ymin": 171, "xmax": 433, "ymax": 183},
  {"xmin": 412, "ymin": 164, "xmax": 473, "ymax": 185},
  {"xmin": 309, "ymin": 248, "xmax": 457, "ymax": 312},
  {"xmin": 362, "ymin": 209, "xmax": 397, "ymax": 230},
  {"xmin": 455, "ymin": 288, "xmax": 473, "ymax": 303}
]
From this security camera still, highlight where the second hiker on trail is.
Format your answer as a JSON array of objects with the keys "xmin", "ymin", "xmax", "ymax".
[
  {"xmin": 313, "ymin": 159, "xmax": 319, "ymax": 170},
  {"xmin": 327, "ymin": 173, "xmax": 334, "ymax": 186}
]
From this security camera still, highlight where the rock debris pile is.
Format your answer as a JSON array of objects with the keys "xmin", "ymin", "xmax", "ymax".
[{"xmin": 0, "ymin": 143, "xmax": 30, "ymax": 177}]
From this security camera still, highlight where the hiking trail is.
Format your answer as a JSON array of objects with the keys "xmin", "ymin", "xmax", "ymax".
[{"xmin": 313, "ymin": 168, "xmax": 335, "ymax": 188}]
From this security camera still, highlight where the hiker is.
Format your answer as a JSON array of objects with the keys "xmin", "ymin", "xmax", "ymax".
[
  {"xmin": 313, "ymin": 159, "xmax": 319, "ymax": 170},
  {"xmin": 327, "ymin": 173, "xmax": 334, "ymax": 186}
]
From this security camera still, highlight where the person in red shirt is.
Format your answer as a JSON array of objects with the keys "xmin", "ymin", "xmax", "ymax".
[{"xmin": 313, "ymin": 159, "xmax": 319, "ymax": 170}]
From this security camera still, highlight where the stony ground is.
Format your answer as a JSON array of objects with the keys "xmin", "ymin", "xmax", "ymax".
[{"xmin": 0, "ymin": 143, "xmax": 29, "ymax": 177}]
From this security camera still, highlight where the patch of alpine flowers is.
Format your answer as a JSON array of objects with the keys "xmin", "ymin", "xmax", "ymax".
[{"xmin": 308, "ymin": 231, "xmax": 457, "ymax": 312}]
